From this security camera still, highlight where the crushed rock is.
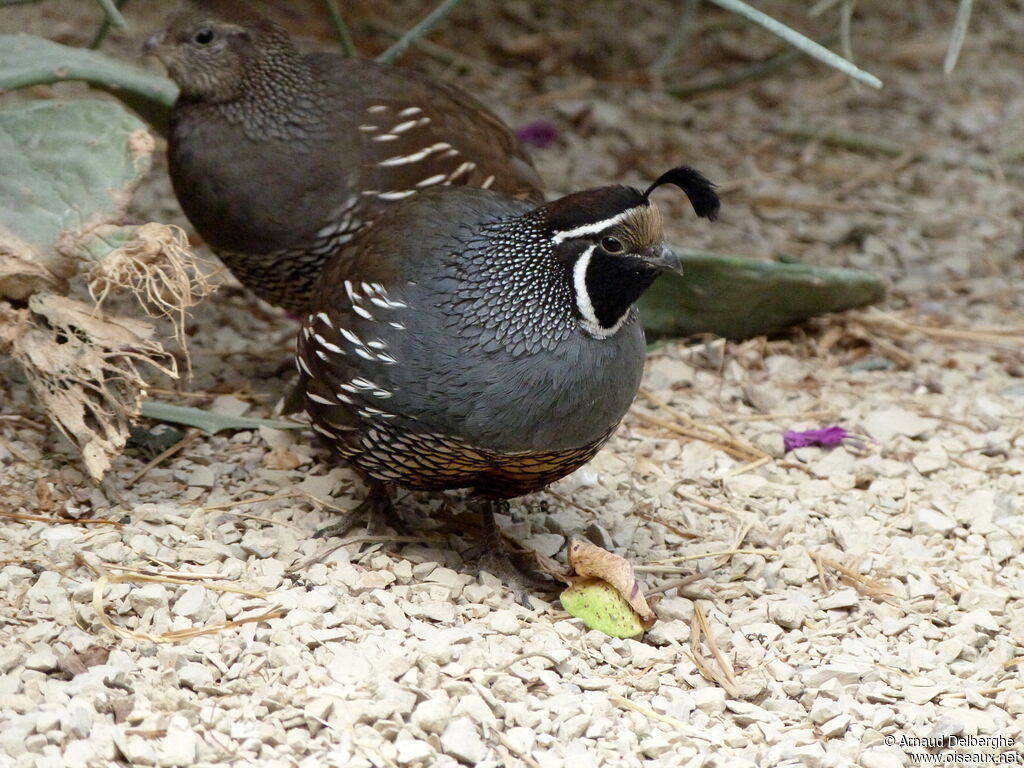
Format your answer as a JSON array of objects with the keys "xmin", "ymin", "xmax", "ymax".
[{"xmin": 2, "ymin": 3, "xmax": 1024, "ymax": 768}]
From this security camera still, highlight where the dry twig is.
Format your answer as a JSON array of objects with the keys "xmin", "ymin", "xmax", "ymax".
[
  {"xmin": 702, "ymin": 0, "xmax": 881, "ymax": 87},
  {"xmin": 79, "ymin": 556, "xmax": 284, "ymax": 644},
  {"xmin": 649, "ymin": 547, "xmax": 778, "ymax": 566},
  {"xmin": 675, "ymin": 488, "xmax": 746, "ymax": 516},
  {"xmin": 376, "ymin": 0, "xmax": 465, "ymax": 64},
  {"xmin": 0, "ymin": 510, "xmax": 122, "ymax": 526},
  {"xmin": 635, "ymin": 389, "xmax": 767, "ymax": 463},
  {"xmin": 688, "ymin": 601, "xmax": 740, "ymax": 696},
  {"xmin": 609, "ymin": 695, "xmax": 716, "ymax": 742},
  {"xmin": 645, "ymin": 573, "xmax": 707, "ymax": 597},
  {"xmin": 125, "ymin": 428, "xmax": 200, "ymax": 486},
  {"xmin": 809, "ymin": 550, "xmax": 897, "ymax": 602},
  {"xmin": 860, "ymin": 309, "xmax": 1024, "ymax": 347},
  {"xmin": 321, "ymin": 0, "xmax": 356, "ymax": 55}
]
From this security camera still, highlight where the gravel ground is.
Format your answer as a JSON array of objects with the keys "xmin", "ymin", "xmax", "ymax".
[{"xmin": 2, "ymin": 2, "xmax": 1024, "ymax": 767}]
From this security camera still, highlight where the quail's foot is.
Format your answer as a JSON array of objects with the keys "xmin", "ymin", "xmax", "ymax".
[
  {"xmin": 313, "ymin": 476, "xmax": 400, "ymax": 539},
  {"xmin": 476, "ymin": 500, "xmax": 552, "ymax": 609}
]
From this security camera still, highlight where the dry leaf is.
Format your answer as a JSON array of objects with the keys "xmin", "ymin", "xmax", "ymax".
[
  {"xmin": 0, "ymin": 103, "xmax": 204, "ymax": 480},
  {"xmin": 4, "ymin": 292, "xmax": 176, "ymax": 480},
  {"xmin": 567, "ymin": 538, "xmax": 656, "ymax": 625},
  {"xmin": 0, "ymin": 240, "xmax": 65, "ymax": 301}
]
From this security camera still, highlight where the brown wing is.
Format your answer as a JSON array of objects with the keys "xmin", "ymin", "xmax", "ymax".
[{"xmin": 314, "ymin": 56, "xmax": 544, "ymax": 208}]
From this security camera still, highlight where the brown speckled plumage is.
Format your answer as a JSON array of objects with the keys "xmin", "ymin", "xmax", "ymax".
[{"xmin": 147, "ymin": 0, "xmax": 543, "ymax": 313}]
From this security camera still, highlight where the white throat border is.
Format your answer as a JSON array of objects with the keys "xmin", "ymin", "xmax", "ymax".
[{"xmin": 573, "ymin": 245, "xmax": 629, "ymax": 340}]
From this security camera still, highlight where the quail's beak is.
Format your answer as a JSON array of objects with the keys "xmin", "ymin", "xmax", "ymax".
[
  {"xmin": 641, "ymin": 243, "xmax": 683, "ymax": 275},
  {"xmin": 142, "ymin": 31, "xmax": 167, "ymax": 59}
]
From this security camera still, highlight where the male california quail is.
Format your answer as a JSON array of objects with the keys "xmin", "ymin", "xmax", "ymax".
[
  {"xmin": 145, "ymin": 0, "xmax": 542, "ymax": 313},
  {"xmin": 296, "ymin": 166, "xmax": 719, "ymax": 595}
]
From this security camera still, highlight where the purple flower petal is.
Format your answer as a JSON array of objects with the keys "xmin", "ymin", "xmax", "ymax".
[
  {"xmin": 783, "ymin": 426, "xmax": 849, "ymax": 452},
  {"xmin": 516, "ymin": 120, "xmax": 559, "ymax": 149}
]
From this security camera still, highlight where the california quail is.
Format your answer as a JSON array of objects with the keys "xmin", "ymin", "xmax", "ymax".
[
  {"xmin": 145, "ymin": 0, "xmax": 543, "ymax": 313},
  {"xmin": 296, "ymin": 167, "xmax": 719, "ymax": 595}
]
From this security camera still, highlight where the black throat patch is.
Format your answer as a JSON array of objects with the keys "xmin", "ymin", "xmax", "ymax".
[{"xmin": 579, "ymin": 248, "xmax": 659, "ymax": 330}]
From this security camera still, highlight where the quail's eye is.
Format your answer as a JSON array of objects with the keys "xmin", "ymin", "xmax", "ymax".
[
  {"xmin": 601, "ymin": 236, "xmax": 623, "ymax": 254},
  {"xmin": 193, "ymin": 28, "xmax": 216, "ymax": 45}
]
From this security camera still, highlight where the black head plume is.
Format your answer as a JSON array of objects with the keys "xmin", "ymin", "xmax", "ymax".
[{"xmin": 642, "ymin": 166, "xmax": 720, "ymax": 221}]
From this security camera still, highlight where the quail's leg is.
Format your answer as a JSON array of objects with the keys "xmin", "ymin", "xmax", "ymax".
[
  {"xmin": 313, "ymin": 475, "xmax": 399, "ymax": 539},
  {"xmin": 275, "ymin": 377, "xmax": 307, "ymax": 417},
  {"xmin": 477, "ymin": 499, "xmax": 540, "ymax": 609}
]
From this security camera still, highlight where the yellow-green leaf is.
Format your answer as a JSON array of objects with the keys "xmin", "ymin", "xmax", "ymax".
[{"xmin": 561, "ymin": 578, "xmax": 647, "ymax": 639}]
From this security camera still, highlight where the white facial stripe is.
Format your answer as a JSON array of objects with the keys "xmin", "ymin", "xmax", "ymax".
[
  {"xmin": 573, "ymin": 245, "xmax": 629, "ymax": 340},
  {"xmin": 573, "ymin": 245, "xmax": 600, "ymax": 328},
  {"xmin": 551, "ymin": 208, "xmax": 639, "ymax": 244}
]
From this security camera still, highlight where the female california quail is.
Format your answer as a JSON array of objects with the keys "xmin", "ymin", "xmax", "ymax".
[
  {"xmin": 296, "ymin": 167, "xmax": 719, "ymax": 597},
  {"xmin": 145, "ymin": 0, "xmax": 542, "ymax": 313}
]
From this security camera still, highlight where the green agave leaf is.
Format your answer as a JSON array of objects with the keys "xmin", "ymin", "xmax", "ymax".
[
  {"xmin": 140, "ymin": 400, "xmax": 306, "ymax": 434},
  {"xmin": 561, "ymin": 578, "xmax": 647, "ymax": 639},
  {"xmin": 0, "ymin": 99, "xmax": 153, "ymax": 300},
  {"xmin": 640, "ymin": 249, "xmax": 885, "ymax": 341},
  {"xmin": 79, "ymin": 224, "xmax": 139, "ymax": 263},
  {"xmin": 0, "ymin": 34, "xmax": 177, "ymax": 132},
  {"xmin": 0, "ymin": 100, "xmax": 150, "ymax": 250}
]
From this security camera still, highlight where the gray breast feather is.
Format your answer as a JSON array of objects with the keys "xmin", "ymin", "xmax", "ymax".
[{"xmin": 354, "ymin": 289, "xmax": 645, "ymax": 453}]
